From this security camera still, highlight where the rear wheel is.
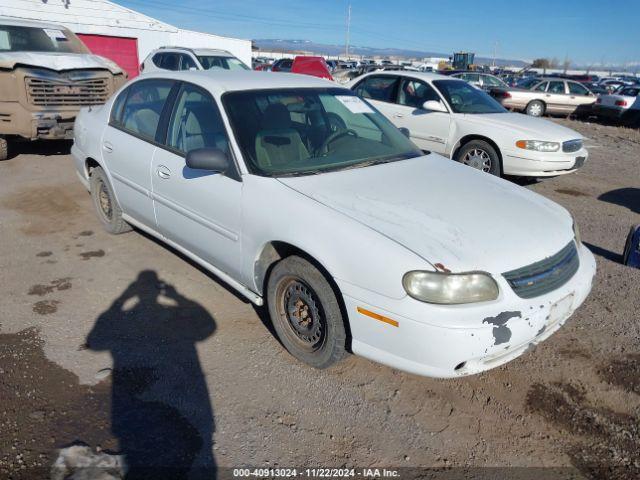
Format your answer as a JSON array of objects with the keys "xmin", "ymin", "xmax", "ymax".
[
  {"xmin": 0, "ymin": 137, "xmax": 7, "ymax": 161},
  {"xmin": 526, "ymin": 100, "xmax": 545, "ymax": 117},
  {"xmin": 89, "ymin": 166, "xmax": 131, "ymax": 234},
  {"xmin": 267, "ymin": 255, "xmax": 347, "ymax": 369},
  {"xmin": 455, "ymin": 140, "xmax": 502, "ymax": 176}
]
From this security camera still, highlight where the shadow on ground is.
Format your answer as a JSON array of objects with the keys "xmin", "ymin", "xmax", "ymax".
[
  {"xmin": 599, "ymin": 188, "xmax": 640, "ymax": 215},
  {"xmin": 4, "ymin": 139, "xmax": 72, "ymax": 161},
  {"xmin": 583, "ymin": 242, "xmax": 622, "ymax": 264},
  {"xmin": 86, "ymin": 270, "xmax": 217, "ymax": 479}
]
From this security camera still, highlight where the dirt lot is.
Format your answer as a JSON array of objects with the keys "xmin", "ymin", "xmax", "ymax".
[{"xmin": 0, "ymin": 120, "xmax": 639, "ymax": 479}]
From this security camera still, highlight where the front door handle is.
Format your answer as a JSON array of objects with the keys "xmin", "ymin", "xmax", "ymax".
[
  {"xmin": 102, "ymin": 142, "xmax": 113, "ymax": 153},
  {"xmin": 393, "ymin": 113, "xmax": 404, "ymax": 118},
  {"xmin": 156, "ymin": 165, "xmax": 171, "ymax": 179}
]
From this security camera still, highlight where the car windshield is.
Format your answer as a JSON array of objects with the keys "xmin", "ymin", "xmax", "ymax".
[
  {"xmin": 197, "ymin": 55, "xmax": 249, "ymax": 71},
  {"xmin": 223, "ymin": 88, "xmax": 422, "ymax": 177},
  {"xmin": 0, "ymin": 25, "xmax": 89, "ymax": 53},
  {"xmin": 433, "ymin": 80, "xmax": 506, "ymax": 114}
]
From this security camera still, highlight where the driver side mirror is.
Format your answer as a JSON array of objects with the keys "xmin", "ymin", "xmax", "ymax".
[
  {"xmin": 422, "ymin": 100, "xmax": 447, "ymax": 113},
  {"xmin": 186, "ymin": 148, "xmax": 230, "ymax": 173}
]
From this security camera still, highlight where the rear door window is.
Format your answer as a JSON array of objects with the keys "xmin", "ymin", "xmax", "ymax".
[
  {"xmin": 160, "ymin": 53, "xmax": 180, "ymax": 71},
  {"xmin": 533, "ymin": 82, "xmax": 548, "ymax": 92},
  {"xmin": 179, "ymin": 54, "xmax": 197, "ymax": 70},
  {"xmin": 119, "ymin": 79, "xmax": 174, "ymax": 141},
  {"xmin": 548, "ymin": 81, "xmax": 566, "ymax": 94},
  {"xmin": 568, "ymin": 82, "xmax": 589, "ymax": 95},
  {"xmin": 397, "ymin": 78, "xmax": 441, "ymax": 108},
  {"xmin": 354, "ymin": 75, "xmax": 399, "ymax": 103}
]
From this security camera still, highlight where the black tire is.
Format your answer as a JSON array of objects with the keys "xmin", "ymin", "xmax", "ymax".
[
  {"xmin": 89, "ymin": 166, "xmax": 131, "ymax": 234},
  {"xmin": 454, "ymin": 140, "xmax": 502, "ymax": 176},
  {"xmin": 0, "ymin": 137, "xmax": 7, "ymax": 161},
  {"xmin": 267, "ymin": 255, "xmax": 347, "ymax": 369},
  {"xmin": 526, "ymin": 100, "xmax": 546, "ymax": 117}
]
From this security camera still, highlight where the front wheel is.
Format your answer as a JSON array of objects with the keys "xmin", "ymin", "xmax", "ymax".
[
  {"xmin": 455, "ymin": 140, "xmax": 502, "ymax": 176},
  {"xmin": 267, "ymin": 255, "xmax": 347, "ymax": 369}
]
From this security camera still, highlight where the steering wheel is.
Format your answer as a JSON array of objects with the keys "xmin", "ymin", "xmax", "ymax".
[
  {"xmin": 450, "ymin": 94, "xmax": 464, "ymax": 106},
  {"xmin": 318, "ymin": 129, "xmax": 358, "ymax": 155}
]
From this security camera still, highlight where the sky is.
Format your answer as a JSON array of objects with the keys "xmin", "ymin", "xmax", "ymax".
[{"xmin": 119, "ymin": 0, "xmax": 639, "ymax": 66}]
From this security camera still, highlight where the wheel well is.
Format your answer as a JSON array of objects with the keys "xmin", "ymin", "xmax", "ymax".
[
  {"xmin": 453, "ymin": 135, "xmax": 503, "ymax": 171},
  {"xmin": 85, "ymin": 157, "xmax": 100, "ymax": 178},
  {"xmin": 526, "ymin": 99, "xmax": 546, "ymax": 110},
  {"xmin": 254, "ymin": 241, "xmax": 352, "ymax": 350}
]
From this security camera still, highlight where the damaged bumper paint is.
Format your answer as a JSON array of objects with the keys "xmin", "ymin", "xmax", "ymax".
[{"xmin": 338, "ymin": 243, "xmax": 596, "ymax": 378}]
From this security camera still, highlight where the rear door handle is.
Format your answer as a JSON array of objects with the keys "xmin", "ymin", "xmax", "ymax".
[
  {"xmin": 393, "ymin": 113, "xmax": 404, "ymax": 118},
  {"xmin": 102, "ymin": 142, "xmax": 113, "ymax": 153},
  {"xmin": 156, "ymin": 165, "xmax": 171, "ymax": 179}
]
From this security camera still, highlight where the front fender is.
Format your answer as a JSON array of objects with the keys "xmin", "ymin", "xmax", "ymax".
[{"xmin": 241, "ymin": 176, "xmax": 432, "ymax": 300}]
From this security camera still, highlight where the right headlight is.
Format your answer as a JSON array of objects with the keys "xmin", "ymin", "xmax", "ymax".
[
  {"xmin": 402, "ymin": 271, "xmax": 499, "ymax": 305},
  {"xmin": 515, "ymin": 140, "xmax": 560, "ymax": 152}
]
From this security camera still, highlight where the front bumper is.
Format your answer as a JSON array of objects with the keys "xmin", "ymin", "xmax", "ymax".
[
  {"xmin": 0, "ymin": 102, "xmax": 76, "ymax": 140},
  {"xmin": 501, "ymin": 146, "xmax": 588, "ymax": 177},
  {"xmin": 339, "ymin": 243, "xmax": 596, "ymax": 378}
]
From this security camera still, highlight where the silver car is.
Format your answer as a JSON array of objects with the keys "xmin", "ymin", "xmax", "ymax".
[{"xmin": 499, "ymin": 78, "xmax": 597, "ymax": 117}]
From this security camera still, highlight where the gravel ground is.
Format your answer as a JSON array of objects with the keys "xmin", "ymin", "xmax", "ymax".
[{"xmin": 0, "ymin": 120, "xmax": 638, "ymax": 480}]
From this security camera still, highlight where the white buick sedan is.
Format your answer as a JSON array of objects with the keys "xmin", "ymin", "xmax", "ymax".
[
  {"xmin": 72, "ymin": 71, "xmax": 595, "ymax": 378},
  {"xmin": 348, "ymin": 71, "xmax": 589, "ymax": 177}
]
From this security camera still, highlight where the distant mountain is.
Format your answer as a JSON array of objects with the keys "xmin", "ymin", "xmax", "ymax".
[{"xmin": 253, "ymin": 39, "xmax": 528, "ymax": 67}]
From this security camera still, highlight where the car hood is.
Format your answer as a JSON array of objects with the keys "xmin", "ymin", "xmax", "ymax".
[
  {"xmin": 461, "ymin": 112, "xmax": 583, "ymax": 141},
  {"xmin": 0, "ymin": 52, "xmax": 123, "ymax": 74},
  {"xmin": 278, "ymin": 155, "xmax": 574, "ymax": 274}
]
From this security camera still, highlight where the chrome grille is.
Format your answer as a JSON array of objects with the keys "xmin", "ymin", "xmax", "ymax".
[
  {"xmin": 503, "ymin": 242, "xmax": 579, "ymax": 299},
  {"xmin": 25, "ymin": 76, "xmax": 110, "ymax": 106},
  {"xmin": 563, "ymin": 139, "xmax": 583, "ymax": 153}
]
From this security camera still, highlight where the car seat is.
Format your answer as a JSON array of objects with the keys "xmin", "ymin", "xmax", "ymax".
[
  {"xmin": 175, "ymin": 103, "xmax": 229, "ymax": 154},
  {"xmin": 254, "ymin": 103, "xmax": 309, "ymax": 169}
]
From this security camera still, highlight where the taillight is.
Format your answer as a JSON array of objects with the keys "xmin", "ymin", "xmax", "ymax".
[{"xmin": 615, "ymin": 100, "xmax": 628, "ymax": 107}]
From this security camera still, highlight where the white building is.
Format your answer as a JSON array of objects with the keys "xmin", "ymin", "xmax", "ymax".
[{"xmin": 1, "ymin": 0, "xmax": 252, "ymax": 77}]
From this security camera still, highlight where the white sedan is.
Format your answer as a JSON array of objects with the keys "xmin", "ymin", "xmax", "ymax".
[
  {"xmin": 72, "ymin": 70, "xmax": 595, "ymax": 378},
  {"xmin": 593, "ymin": 85, "xmax": 640, "ymax": 126},
  {"xmin": 348, "ymin": 71, "xmax": 589, "ymax": 177}
]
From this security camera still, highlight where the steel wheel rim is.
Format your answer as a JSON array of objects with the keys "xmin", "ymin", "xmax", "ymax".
[
  {"xmin": 96, "ymin": 179, "xmax": 113, "ymax": 221},
  {"xmin": 276, "ymin": 277, "xmax": 326, "ymax": 352},
  {"xmin": 462, "ymin": 148, "xmax": 492, "ymax": 172}
]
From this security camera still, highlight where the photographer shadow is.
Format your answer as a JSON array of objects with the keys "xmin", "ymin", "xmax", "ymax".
[{"xmin": 86, "ymin": 270, "xmax": 217, "ymax": 479}]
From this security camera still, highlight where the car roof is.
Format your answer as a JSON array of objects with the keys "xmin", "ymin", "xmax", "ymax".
[
  {"xmin": 154, "ymin": 47, "xmax": 233, "ymax": 57},
  {"xmin": 358, "ymin": 70, "xmax": 455, "ymax": 82},
  {"xmin": 0, "ymin": 16, "xmax": 68, "ymax": 30},
  {"xmin": 136, "ymin": 70, "xmax": 339, "ymax": 95}
]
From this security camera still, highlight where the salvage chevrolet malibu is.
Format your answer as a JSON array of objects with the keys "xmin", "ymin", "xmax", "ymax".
[{"xmin": 72, "ymin": 71, "xmax": 596, "ymax": 378}]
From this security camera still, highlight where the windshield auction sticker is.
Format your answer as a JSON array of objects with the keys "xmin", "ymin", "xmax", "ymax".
[
  {"xmin": 336, "ymin": 96, "xmax": 374, "ymax": 114},
  {"xmin": 43, "ymin": 29, "xmax": 68, "ymax": 42}
]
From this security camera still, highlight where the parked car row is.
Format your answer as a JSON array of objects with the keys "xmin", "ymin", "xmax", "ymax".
[{"xmin": 72, "ymin": 70, "xmax": 596, "ymax": 378}]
